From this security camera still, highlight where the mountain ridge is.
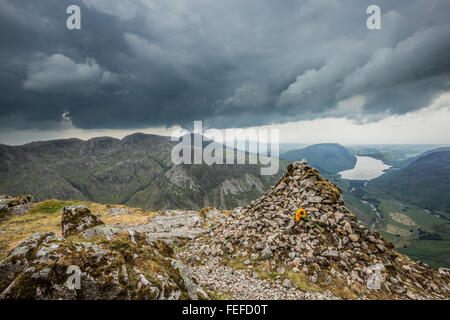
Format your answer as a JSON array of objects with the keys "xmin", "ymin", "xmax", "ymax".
[
  {"xmin": 371, "ymin": 150, "xmax": 450, "ymax": 212},
  {"xmin": 0, "ymin": 133, "xmax": 285, "ymax": 210}
]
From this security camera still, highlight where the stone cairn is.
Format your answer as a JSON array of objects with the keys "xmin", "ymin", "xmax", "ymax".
[{"xmin": 186, "ymin": 160, "xmax": 450, "ymax": 299}]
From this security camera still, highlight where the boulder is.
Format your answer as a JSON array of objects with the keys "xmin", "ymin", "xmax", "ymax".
[{"xmin": 61, "ymin": 205, "xmax": 104, "ymax": 237}]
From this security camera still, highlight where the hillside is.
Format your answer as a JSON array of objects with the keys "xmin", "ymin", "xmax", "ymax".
[
  {"xmin": 281, "ymin": 143, "xmax": 356, "ymax": 174},
  {"xmin": 0, "ymin": 133, "xmax": 284, "ymax": 210},
  {"xmin": 371, "ymin": 151, "xmax": 450, "ymax": 212},
  {"xmin": 395, "ymin": 147, "xmax": 450, "ymax": 168}
]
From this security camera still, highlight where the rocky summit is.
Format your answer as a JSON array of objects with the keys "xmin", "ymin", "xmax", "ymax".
[
  {"xmin": 0, "ymin": 161, "xmax": 449, "ymax": 300},
  {"xmin": 181, "ymin": 160, "xmax": 450, "ymax": 300}
]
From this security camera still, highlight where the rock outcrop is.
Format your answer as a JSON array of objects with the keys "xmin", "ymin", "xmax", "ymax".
[
  {"xmin": 182, "ymin": 160, "xmax": 450, "ymax": 299},
  {"xmin": 0, "ymin": 194, "xmax": 33, "ymax": 217},
  {"xmin": 61, "ymin": 205, "xmax": 104, "ymax": 237},
  {"xmin": 0, "ymin": 205, "xmax": 206, "ymax": 300}
]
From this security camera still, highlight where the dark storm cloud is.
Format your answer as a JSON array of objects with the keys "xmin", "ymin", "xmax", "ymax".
[{"xmin": 0, "ymin": 0, "xmax": 449, "ymax": 131}]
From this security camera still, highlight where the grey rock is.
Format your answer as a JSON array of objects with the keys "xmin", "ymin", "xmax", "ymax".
[
  {"xmin": 321, "ymin": 250, "xmax": 339, "ymax": 259},
  {"xmin": 61, "ymin": 205, "xmax": 104, "ymax": 237},
  {"xmin": 282, "ymin": 278, "xmax": 291, "ymax": 288},
  {"xmin": 255, "ymin": 241, "xmax": 266, "ymax": 250},
  {"xmin": 81, "ymin": 224, "xmax": 119, "ymax": 240},
  {"xmin": 260, "ymin": 245, "xmax": 273, "ymax": 260}
]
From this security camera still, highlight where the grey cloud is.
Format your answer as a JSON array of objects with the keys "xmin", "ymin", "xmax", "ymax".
[
  {"xmin": 23, "ymin": 54, "xmax": 118, "ymax": 93},
  {"xmin": 0, "ymin": 0, "xmax": 449, "ymax": 132}
]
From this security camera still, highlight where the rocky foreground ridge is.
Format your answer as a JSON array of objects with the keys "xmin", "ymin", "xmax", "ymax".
[
  {"xmin": 0, "ymin": 160, "xmax": 449, "ymax": 300},
  {"xmin": 0, "ymin": 204, "xmax": 215, "ymax": 299}
]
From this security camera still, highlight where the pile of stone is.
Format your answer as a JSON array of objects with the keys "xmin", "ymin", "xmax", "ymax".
[{"xmin": 185, "ymin": 160, "xmax": 450, "ymax": 299}]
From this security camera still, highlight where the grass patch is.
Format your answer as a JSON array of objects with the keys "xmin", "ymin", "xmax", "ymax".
[
  {"xmin": 67, "ymin": 234, "xmax": 107, "ymax": 244},
  {"xmin": 0, "ymin": 212, "xmax": 62, "ymax": 259},
  {"xmin": 390, "ymin": 212, "xmax": 416, "ymax": 226},
  {"xmin": 30, "ymin": 200, "xmax": 83, "ymax": 215},
  {"xmin": 207, "ymin": 290, "xmax": 231, "ymax": 300},
  {"xmin": 224, "ymin": 256, "xmax": 249, "ymax": 270},
  {"xmin": 286, "ymin": 271, "xmax": 320, "ymax": 292}
]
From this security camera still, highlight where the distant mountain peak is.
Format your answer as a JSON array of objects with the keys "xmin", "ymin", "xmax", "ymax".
[{"xmin": 281, "ymin": 143, "xmax": 356, "ymax": 174}]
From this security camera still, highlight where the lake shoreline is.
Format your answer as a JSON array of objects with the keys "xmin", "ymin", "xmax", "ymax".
[{"xmin": 338, "ymin": 156, "xmax": 391, "ymax": 181}]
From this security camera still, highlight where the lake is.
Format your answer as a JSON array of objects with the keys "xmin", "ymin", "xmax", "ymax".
[{"xmin": 338, "ymin": 156, "xmax": 391, "ymax": 180}]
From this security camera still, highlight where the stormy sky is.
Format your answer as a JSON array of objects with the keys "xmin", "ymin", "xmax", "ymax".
[{"xmin": 0, "ymin": 0, "xmax": 450, "ymax": 145}]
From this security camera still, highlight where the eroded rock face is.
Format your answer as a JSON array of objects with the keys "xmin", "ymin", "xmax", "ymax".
[
  {"xmin": 0, "ymin": 230, "xmax": 200, "ymax": 300},
  {"xmin": 61, "ymin": 205, "xmax": 104, "ymax": 237}
]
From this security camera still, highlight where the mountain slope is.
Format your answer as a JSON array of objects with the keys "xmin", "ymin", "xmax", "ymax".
[
  {"xmin": 394, "ymin": 147, "xmax": 450, "ymax": 168},
  {"xmin": 0, "ymin": 133, "xmax": 283, "ymax": 210},
  {"xmin": 281, "ymin": 143, "xmax": 356, "ymax": 174},
  {"xmin": 371, "ymin": 151, "xmax": 450, "ymax": 212}
]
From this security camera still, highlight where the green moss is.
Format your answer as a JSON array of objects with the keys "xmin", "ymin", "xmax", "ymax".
[
  {"xmin": 110, "ymin": 239, "xmax": 131, "ymax": 251},
  {"xmin": 287, "ymin": 271, "xmax": 320, "ymax": 292},
  {"xmin": 316, "ymin": 179, "xmax": 342, "ymax": 203}
]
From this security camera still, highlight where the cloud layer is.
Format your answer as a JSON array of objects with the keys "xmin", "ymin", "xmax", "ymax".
[{"xmin": 0, "ymin": 0, "xmax": 449, "ymax": 131}]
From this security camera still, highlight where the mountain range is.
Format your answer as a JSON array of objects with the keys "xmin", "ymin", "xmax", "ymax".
[{"xmin": 0, "ymin": 133, "xmax": 285, "ymax": 210}]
